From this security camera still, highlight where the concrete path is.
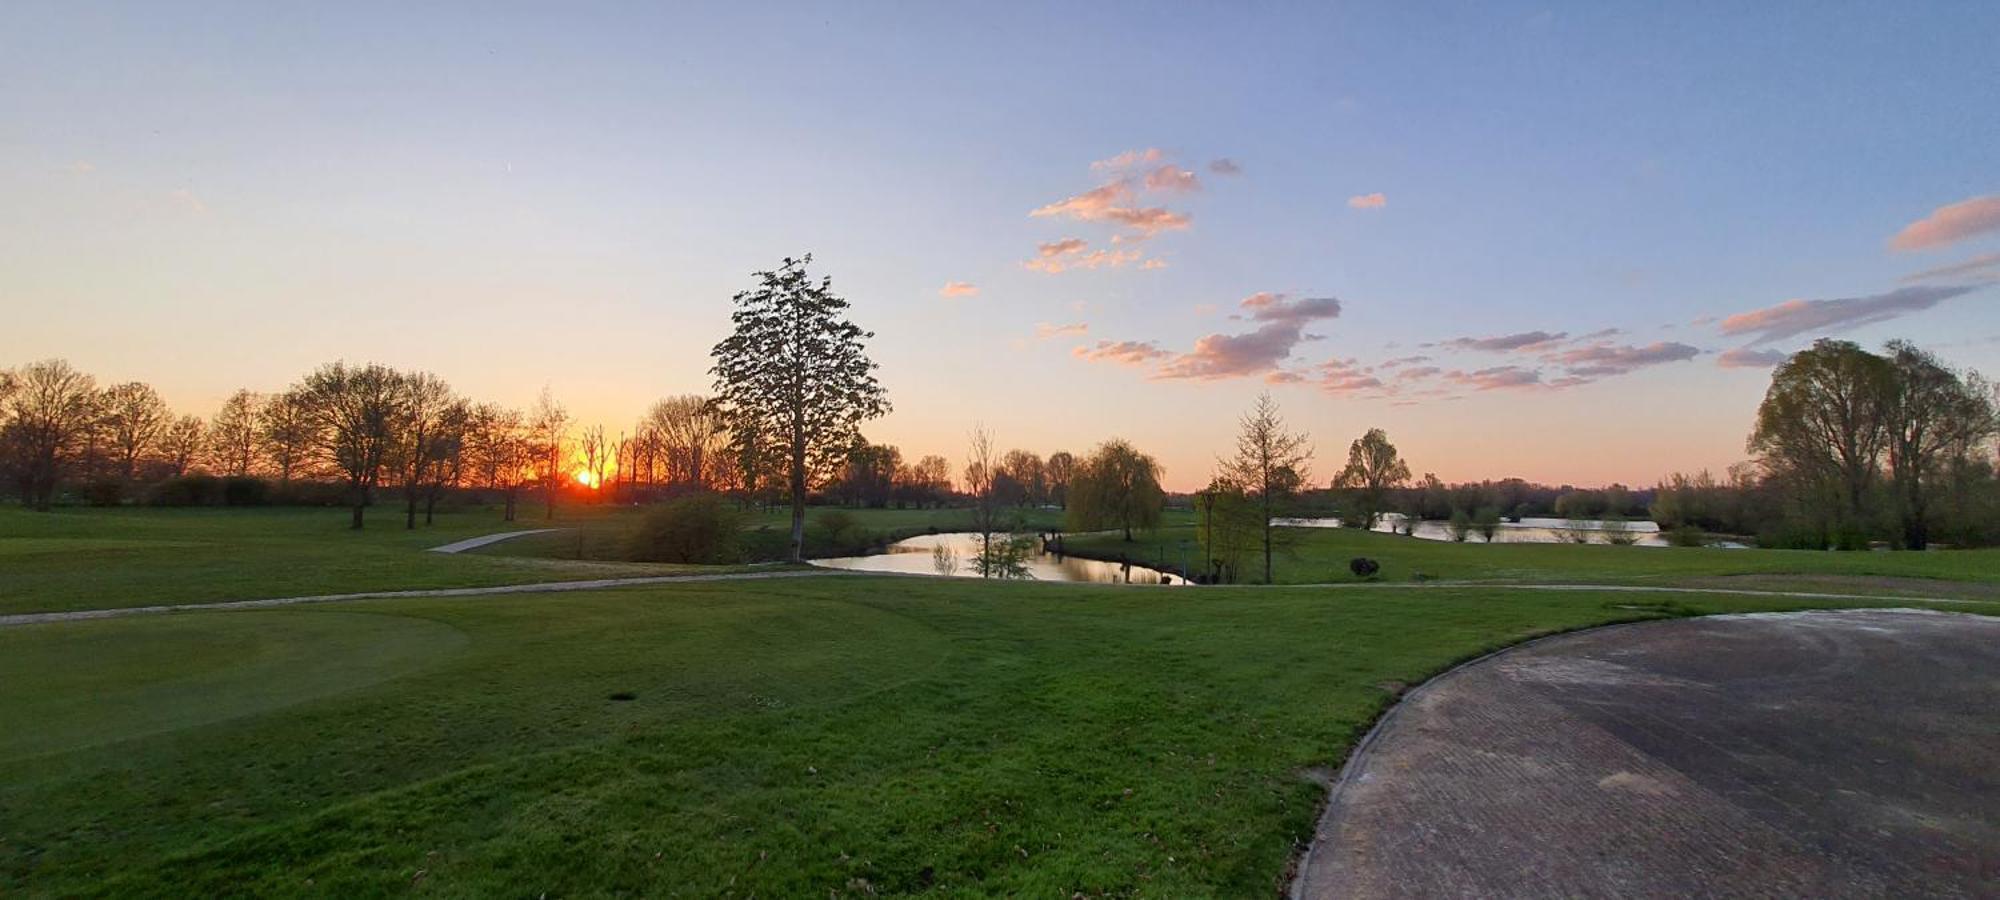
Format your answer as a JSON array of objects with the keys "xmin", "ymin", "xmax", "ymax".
[
  {"xmin": 1293, "ymin": 609, "xmax": 2000, "ymax": 899},
  {"xmin": 0, "ymin": 570, "xmax": 838, "ymax": 627},
  {"xmin": 426, "ymin": 528, "xmax": 561, "ymax": 554}
]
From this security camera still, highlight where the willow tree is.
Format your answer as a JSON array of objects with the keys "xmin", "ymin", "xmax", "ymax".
[
  {"xmin": 1334, "ymin": 428, "xmax": 1411, "ymax": 532},
  {"xmin": 710, "ymin": 255, "xmax": 889, "ymax": 561},
  {"xmin": 1068, "ymin": 439, "xmax": 1165, "ymax": 541},
  {"xmin": 1217, "ymin": 392, "xmax": 1312, "ymax": 583}
]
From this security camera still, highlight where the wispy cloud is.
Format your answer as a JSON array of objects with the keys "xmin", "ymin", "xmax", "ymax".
[
  {"xmin": 1889, "ymin": 194, "xmax": 2000, "ymax": 251},
  {"xmin": 1036, "ymin": 237, "xmax": 1088, "ymax": 258},
  {"xmin": 1024, "ymin": 247, "xmax": 1142, "ymax": 274},
  {"xmin": 1899, "ymin": 250, "xmax": 2000, "ymax": 284},
  {"xmin": 1092, "ymin": 148, "xmax": 1164, "ymax": 173},
  {"xmin": 1445, "ymin": 366, "xmax": 1543, "ymax": 391},
  {"xmin": 939, "ymin": 281, "xmax": 979, "ymax": 298},
  {"xmin": 1444, "ymin": 330, "xmax": 1568, "ymax": 352},
  {"xmin": 1032, "ymin": 182, "xmax": 1132, "ymax": 220},
  {"xmin": 1035, "ymin": 322, "xmax": 1088, "ymax": 340},
  {"xmin": 1544, "ymin": 341, "xmax": 1699, "ymax": 377},
  {"xmin": 1717, "ymin": 347, "xmax": 1788, "ymax": 369},
  {"xmin": 1207, "ymin": 158, "xmax": 1242, "ymax": 176},
  {"xmin": 1347, "ymin": 192, "xmax": 1386, "ymax": 209},
  {"xmin": 1155, "ymin": 294, "xmax": 1342, "ymax": 380},
  {"xmin": 1143, "ymin": 165, "xmax": 1200, "ymax": 193},
  {"xmin": 1141, "ymin": 258, "xmax": 1168, "ymax": 270},
  {"xmin": 1719, "ymin": 285, "xmax": 1980, "ymax": 344},
  {"xmin": 1073, "ymin": 340, "xmax": 1169, "ymax": 365}
]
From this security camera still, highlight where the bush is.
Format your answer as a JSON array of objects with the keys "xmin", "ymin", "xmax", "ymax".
[
  {"xmin": 1447, "ymin": 509, "xmax": 1472, "ymax": 542},
  {"xmin": 813, "ymin": 510, "xmax": 859, "ymax": 547},
  {"xmin": 626, "ymin": 494, "xmax": 745, "ymax": 564},
  {"xmin": 144, "ymin": 474, "xmax": 224, "ymax": 507},
  {"xmin": 1349, "ymin": 557, "xmax": 1380, "ymax": 579},
  {"xmin": 222, "ymin": 476, "xmax": 269, "ymax": 507},
  {"xmin": 1666, "ymin": 524, "xmax": 1707, "ymax": 548},
  {"xmin": 83, "ymin": 479, "xmax": 125, "ymax": 507}
]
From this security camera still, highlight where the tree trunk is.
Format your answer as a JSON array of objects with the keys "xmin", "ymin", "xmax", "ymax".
[
  {"xmin": 788, "ymin": 441, "xmax": 807, "ymax": 562},
  {"xmin": 503, "ymin": 488, "xmax": 517, "ymax": 522},
  {"xmin": 350, "ymin": 486, "xmax": 366, "ymax": 530}
]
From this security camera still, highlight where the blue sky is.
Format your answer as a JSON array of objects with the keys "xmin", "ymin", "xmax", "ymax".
[{"xmin": 3, "ymin": 2, "xmax": 1997, "ymax": 488}]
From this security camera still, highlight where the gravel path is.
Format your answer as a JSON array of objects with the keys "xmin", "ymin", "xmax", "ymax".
[{"xmin": 1292, "ymin": 608, "xmax": 2000, "ymax": 899}]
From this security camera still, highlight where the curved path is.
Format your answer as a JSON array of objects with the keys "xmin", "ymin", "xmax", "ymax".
[
  {"xmin": 1293, "ymin": 609, "xmax": 2000, "ymax": 899},
  {"xmin": 426, "ymin": 528, "xmax": 560, "ymax": 554}
]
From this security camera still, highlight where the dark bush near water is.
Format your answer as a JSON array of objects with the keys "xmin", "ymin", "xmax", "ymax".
[
  {"xmin": 626, "ymin": 494, "xmax": 747, "ymax": 564},
  {"xmin": 1349, "ymin": 557, "xmax": 1380, "ymax": 579}
]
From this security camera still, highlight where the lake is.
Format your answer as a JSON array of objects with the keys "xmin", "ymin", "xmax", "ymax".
[{"xmin": 816, "ymin": 532, "xmax": 1187, "ymax": 584}]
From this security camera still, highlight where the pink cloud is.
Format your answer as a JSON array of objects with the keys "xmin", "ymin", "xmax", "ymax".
[
  {"xmin": 1092, "ymin": 148, "xmax": 1164, "ymax": 172},
  {"xmin": 1445, "ymin": 366, "xmax": 1543, "ymax": 391},
  {"xmin": 1032, "ymin": 181, "xmax": 1134, "ymax": 220},
  {"xmin": 1717, "ymin": 347, "xmax": 1788, "ymax": 369},
  {"xmin": 1036, "ymin": 237, "xmax": 1088, "ymax": 258},
  {"xmin": 1035, "ymin": 322, "xmax": 1089, "ymax": 340},
  {"xmin": 938, "ymin": 281, "xmax": 979, "ymax": 298},
  {"xmin": 1347, "ymin": 192, "xmax": 1387, "ymax": 209},
  {"xmin": 1153, "ymin": 294, "xmax": 1343, "ymax": 380},
  {"xmin": 1073, "ymin": 340, "xmax": 1168, "ymax": 365},
  {"xmin": 1397, "ymin": 366, "xmax": 1442, "ymax": 380},
  {"xmin": 1024, "ymin": 247, "xmax": 1142, "ymax": 274},
  {"xmin": 1141, "ymin": 258, "xmax": 1168, "ymax": 270},
  {"xmin": 1143, "ymin": 164, "xmax": 1201, "ymax": 193},
  {"xmin": 1444, "ymin": 330, "xmax": 1568, "ymax": 352},
  {"xmin": 1889, "ymin": 195, "xmax": 2000, "ymax": 251},
  {"xmin": 1101, "ymin": 206, "xmax": 1191, "ymax": 236},
  {"xmin": 1542, "ymin": 341, "xmax": 1699, "ymax": 377},
  {"xmin": 1719, "ymin": 285, "xmax": 1979, "ymax": 344},
  {"xmin": 1899, "ymin": 250, "xmax": 2000, "ymax": 284}
]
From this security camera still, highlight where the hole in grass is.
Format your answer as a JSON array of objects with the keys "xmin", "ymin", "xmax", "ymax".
[{"xmin": 607, "ymin": 691, "xmax": 637, "ymax": 702}]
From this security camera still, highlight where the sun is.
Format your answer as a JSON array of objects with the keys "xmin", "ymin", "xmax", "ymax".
[{"xmin": 573, "ymin": 470, "xmax": 600, "ymax": 489}]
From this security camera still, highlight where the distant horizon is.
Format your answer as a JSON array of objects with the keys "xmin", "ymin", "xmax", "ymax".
[{"xmin": 5, "ymin": 3, "xmax": 1997, "ymax": 491}]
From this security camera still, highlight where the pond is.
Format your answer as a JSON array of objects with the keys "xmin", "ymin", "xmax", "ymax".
[
  {"xmin": 1272, "ymin": 514, "xmax": 1712, "ymax": 547},
  {"xmin": 815, "ymin": 532, "xmax": 1188, "ymax": 585}
]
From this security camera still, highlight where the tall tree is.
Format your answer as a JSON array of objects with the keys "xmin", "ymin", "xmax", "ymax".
[
  {"xmin": 530, "ymin": 388, "xmax": 570, "ymax": 520},
  {"xmin": 1750, "ymin": 339, "xmax": 1894, "ymax": 537},
  {"xmin": 1001, "ymin": 449, "xmax": 1047, "ymax": 507},
  {"xmin": 1, "ymin": 359, "xmax": 100, "ymax": 510},
  {"xmin": 580, "ymin": 424, "xmax": 610, "ymax": 502},
  {"xmin": 1045, "ymin": 450, "xmax": 1076, "ymax": 509},
  {"xmin": 393, "ymin": 372, "xmax": 459, "ymax": 529},
  {"xmin": 207, "ymin": 389, "xmax": 265, "ymax": 476},
  {"xmin": 1217, "ymin": 392, "xmax": 1313, "ymax": 583},
  {"xmin": 465, "ymin": 403, "xmax": 529, "ymax": 521},
  {"xmin": 1883, "ymin": 341, "xmax": 1997, "ymax": 549},
  {"xmin": 710, "ymin": 255, "xmax": 890, "ymax": 562},
  {"xmin": 101, "ymin": 381, "xmax": 169, "ymax": 480},
  {"xmin": 160, "ymin": 415, "xmax": 206, "ymax": 477},
  {"xmin": 647, "ymin": 395, "xmax": 726, "ymax": 490},
  {"xmin": 296, "ymin": 362, "xmax": 408, "ymax": 530},
  {"xmin": 1334, "ymin": 428, "xmax": 1411, "ymax": 533},
  {"xmin": 258, "ymin": 390, "xmax": 318, "ymax": 483},
  {"xmin": 1067, "ymin": 439, "xmax": 1166, "ymax": 541}
]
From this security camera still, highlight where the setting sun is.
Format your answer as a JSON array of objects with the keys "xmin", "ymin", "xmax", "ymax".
[{"xmin": 573, "ymin": 470, "xmax": 599, "ymax": 489}]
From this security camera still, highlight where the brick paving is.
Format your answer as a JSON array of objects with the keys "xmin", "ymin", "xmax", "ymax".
[{"xmin": 1295, "ymin": 609, "xmax": 2000, "ymax": 899}]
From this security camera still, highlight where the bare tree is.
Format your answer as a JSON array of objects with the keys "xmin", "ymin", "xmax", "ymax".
[
  {"xmin": 1001, "ymin": 449, "xmax": 1046, "ymax": 507},
  {"xmin": 296, "ymin": 362, "xmax": 409, "ymax": 530},
  {"xmin": 420, "ymin": 400, "xmax": 470, "ymax": 525},
  {"xmin": 465, "ymin": 403, "xmax": 529, "ymax": 521},
  {"xmin": 391, "ymin": 373, "xmax": 460, "ymax": 529},
  {"xmin": 258, "ymin": 390, "xmax": 318, "ymax": 483},
  {"xmin": 1, "ymin": 359, "xmax": 100, "ymax": 510},
  {"xmin": 1045, "ymin": 450, "xmax": 1075, "ymax": 509},
  {"xmin": 101, "ymin": 381, "xmax": 170, "ymax": 480},
  {"xmin": 647, "ymin": 395, "xmax": 726, "ymax": 490},
  {"xmin": 580, "ymin": 424, "xmax": 609, "ymax": 503},
  {"xmin": 160, "ymin": 415, "xmax": 206, "ymax": 477},
  {"xmin": 207, "ymin": 389, "xmax": 265, "ymax": 476},
  {"xmin": 1218, "ymin": 393, "xmax": 1313, "ymax": 583},
  {"xmin": 531, "ymin": 388, "xmax": 570, "ymax": 520}
]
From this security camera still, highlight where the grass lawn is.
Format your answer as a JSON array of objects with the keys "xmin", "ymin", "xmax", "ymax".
[
  {"xmin": 1063, "ymin": 524, "xmax": 2000, "ymax": 594},
  {"xmin": 3, "ymin": 573, "xmax": 1973, "ymax": 897},
  {"xmin": 0, "ymin": 505, "xmax": 740, "ymax": 616}
]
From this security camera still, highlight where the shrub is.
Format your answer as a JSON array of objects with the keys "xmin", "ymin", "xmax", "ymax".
[
  {"xmin": 145, "ymin": 474, "xmax": 224, "ymax": 507},
  {"xmin": 813, "ymin": 510, "xmax": 859, "ymax": 547},
  {"xmin": 1473, "ymin": 506, "xmax": 1501, "ymax": 542},
  {"xmin": 221, "ymin": 476, "xmax": 269, "ymax": 507},
  {"xmin": 1349, "ymin": 557, "xmax": 1381, "ymax": 579},
  {"xmin": 83, "ymin": 479, "xmax": 125, "ymax": 507},
  {"xmin": 1666, "ymin": 524, "xmax": 1707, "ymax": 548},
  {"xmin": 626, "ymin": 494, "xmax": 746, "ymax": 564},
  {"xmin": 1447, "ymin": 509, "xmax": 1472, "ymax": 542}
]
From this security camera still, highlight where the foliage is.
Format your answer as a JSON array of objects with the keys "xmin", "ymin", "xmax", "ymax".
[
  {"xmin": 1066, "ymin": 438, "xmax": 1166, "ymax": 541},
  {"xmin": 709, "ymin": 255, "xmax": 890, "ymax": 561},
  {"xmin": 971, "ymin": 534, "xmax": 1037, "ymax": 580},
  {"xmin": 1447, "ymin": 508, "xmax": 1472, "ymax": 542},
  {"xmin": 1197, "ymin": 479, "xmax": 1264, "ymax": 583},
  {"xmin": 1333, "ymin": 428, "xmax": 1410, "ymax": 530},
  {"xmin": 1348, "ymin": 556, "xmax": 1380, "ymax": 578},
  {"xmin": 1216, "ymin": 393, "xmax": 1312, "ymax": 583},
  {"xmin": 625, "ymin": 494, "xmax": 747, "ymax": 564},
  {"xmin": 1472, "ymin": 506, "xmax": 1502, "ymax": 542},
  {"xmin": 1666, "ymin": 524, "xmax": 1708, "ymax": 548}
]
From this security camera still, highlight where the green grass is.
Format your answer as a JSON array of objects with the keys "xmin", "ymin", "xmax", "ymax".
[
  {"xmin": 2, "ymin": 575, "xmax": 1964, "ymax": 897},
  {"xmin": 0, "ymin": 506, "xmax": 739, "ymax": 616},
  {"xmin": 1064, "ymin": 524, "xmax": 2000, "ymax": 592}
]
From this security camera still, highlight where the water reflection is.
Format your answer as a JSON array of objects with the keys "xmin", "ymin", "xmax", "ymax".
[
  {"xmin": 816, "ymin": 532, "xmax": 1186, "ymax": 585},
  {"xmin": 1272, "ymin": 514, "xmax": 1691, "ymax": 547}
]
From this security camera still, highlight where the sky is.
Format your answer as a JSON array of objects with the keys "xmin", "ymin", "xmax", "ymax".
[{"xmin": 3, "ymin": 2, "xmax": 1998, "ymax": 491}]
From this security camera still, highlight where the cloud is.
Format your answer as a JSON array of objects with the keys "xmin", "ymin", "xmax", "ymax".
[
  {"xmin": 939, "ymin": 281, "xmax": 979, "ymax": 298},
  {"xmin": 1035, "ymin": 322, "xmax": 1088, "ymax": 340},
  {"xmin": 1889, "ymin": 195, "xmax": 2000, "ymax": 251},
  {"xmin": 1143, "ymin": 165, "xmax": 1200, "ymax": 193},
  {"xmin": 1444, "ymin": 330, "xmax": 1568, "ymax": 352},
  {"xmin": 1717, "ymin": 347, "xmax": 1788, "ymax": 369},
  {"xmin": 1073, "ymin": 340, "xmax": 1168, "ymax": 365},
  {"xmin": 1154, "ymin": 293, "xmax": 1342, "ymax": 380},
  {"xmin": 1397, "ymin": 366, "xmax": 1442, "ymax": 380},
  {"xmin": 1347, "ymin": 192, "xmax": 1387, "ymax": 209},
  {"xmin": 1024, "ymin": 247, "xmax": 1142, "ymax": 274},
  {"xmin": 1036, "ymin": 237, "xmax": 1088, "ymax": 258},
  {"xmin": 1207, "ymin": 158, "xmax": 1242, "ymax": 175},
  {"xmin": 1294, "ymin": 358, "xmax": 1383, "ymax": 394},
  {"xmin": 1718, "ymin": 285, "xmax": 1980, "ymax": 344},
  {"xmin": 1100, "ymin": 206, "xmax": 1191, "ymax": 236},
  {"xmin": 1092, "ymin": 148, "xmax": 1164, "ymax": 172},
  {"xmin": 1378, "ymin": 354, "xmax": 1432, "ymax": 368},
  {"xmin": 1543, "ymin": 341, "xmax": 1699, "ymax": 377},
  {"xmin": 1032, "ymin": 181, "xmax": 1133, "ymax": 220},
  {"xmin": 1445, "ymin": 366, "xmax": 1543, "ymax": 391},
  {"xmin": 1899, "ymin": 250, "xmax": 2000, "ymax": 284},
  {"xmin": 1141, "ymin": 258, "xmax": 1168, "ymax": 270}
]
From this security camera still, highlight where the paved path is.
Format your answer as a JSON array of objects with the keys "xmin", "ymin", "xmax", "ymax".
[
  {"xmin": 1293, "ymin": 609, "xmax": 2000, "ymax": 899},
  {"xmin": 426, "ymin": 528, "xmax": 561, "ymax": 554},
  {"xmin": 0, "ymin": 570, "xmax": 838, "ymax": 627}
]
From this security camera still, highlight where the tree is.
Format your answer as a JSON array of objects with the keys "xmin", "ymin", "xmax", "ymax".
[
  {"xmin": 1046, "ymin": 450, "xmax": 1076, "ymax": 509},
  {"xmin": 1883, "ymin": 341, "xmax": 1997, "ymax": 549},
  {"xmin": 838, "ymin": 439, "xmax": 901, "ymax": 507},
  {"xmin": 530, "ymin": 388, "xmax": 570, "ymax": 520},
  {"xmin": 964, "ymin": 426, "xmax": 1014, "ymax": 577},
  {"xmin": 392, "ymin": 372, "xmax": 459, "ymax": 529},
  {"xmin": 1068, "ymin": 439, "xmax": 1165, "ymax": 541},
  {"xmin": 1334, "ymin": 428, "xmax": 1411, "ymax": 532},
  {"xmin": 1, "ymin": 359, "xmax": 100, "ymax": 510},
  {"xmin": 1750, "ymin": 339, "xmax": 1894, "ymax": 542},
  {"xmin": 296, "ymin": 362, "xmax": 408, "ymax": 530},
  {"xmin": 465, "ymin": 403, "xmax": 529, "ymax": 521},
  {"xmin": 1197, "ymin": 477, "xmax": 1263, "ymax": 583},
  {"xmin": 709, "ymin": 255, "xmax": 890, "ymax": 562},
  {"xmin": 647, "ymin": 395, "xmax": 726, "ymax": 490},
  {"xmin": 160, "ymin": 415, "xmax": 206, "ymax": 477},
  {"xmin": 259, "ymin": 390, "xmax": 318, "ymax": 483},
  {"xmin": 1000, "ymin": 449, "xmax": 1046, "ymax": 507},
  {"xmin": 207, "ymin": 390, "xmax": 265, "ymax": 476},
  {"xmin": 1216, "ymin": 392, "xmax": 1312, "ymax": 583},
  {"xmin": 101, "ymin": 381, "xmax": 169, "ymax": 480}
]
